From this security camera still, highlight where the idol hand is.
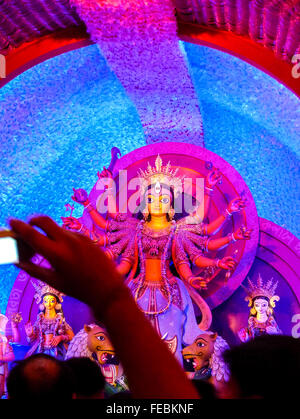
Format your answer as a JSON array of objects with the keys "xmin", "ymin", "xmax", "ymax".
[
  {"xmin": 61, "ymin": 216, "xmax": 82, "ymax": 231},
  {"xmin": 50, "ymin": 336, "xmax": 62, "ymax": 348},
  {"xmin": 97, "ymin": 166, "xmax": 114, "ymax": 189},
  {"xmin": 71, "ymin": 188, "xmax": 89, "ymax": 205},
  {"xmin": 218, "ymin": 256, "xmax": 236, "ymax": 270},
  {"xmin": 188, "ymin": 276, "xmax": 208, "ymax": 290},
  {"xmin": 205, "ymin": 169, "xmax": 222, "ymax": 189},
  {"xmin": 227, "ymin": 197, "xmax": 246, "ymax": 215},
  {"xmin": 233, "ymin": 226, "xmax": 253, "ymax": 240},
  {"xmin": 25, "ymin": 322, "xmax": 34, "ymax": 337}
]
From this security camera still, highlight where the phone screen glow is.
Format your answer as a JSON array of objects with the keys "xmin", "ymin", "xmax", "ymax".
[{"xmin": 0, "ymin": 237, "xmax": 19, "ymax": 265}]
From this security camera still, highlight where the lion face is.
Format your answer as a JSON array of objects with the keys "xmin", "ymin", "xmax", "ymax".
[
  {"xmin": 84, "ymin": 324, "xmax": 118, "ymax": 366},
  {"xmin": 182, "ymin": 333, "xmax": 217, "ymax": 372}
]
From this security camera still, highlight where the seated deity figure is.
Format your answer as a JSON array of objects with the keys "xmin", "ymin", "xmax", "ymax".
[
  {"xmin": 238, "ymin": 275, "xmax": 282, "ymax": 342},
  {"xmin": 25, "ymin": 281, "xmax": 74, "ymax": 359},
  {"xmin": 62, "ymin": 155, "xmax": 252, "ymax": 363}
]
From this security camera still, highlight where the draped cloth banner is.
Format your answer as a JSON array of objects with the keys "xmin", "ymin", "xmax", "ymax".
[{"xmin": 70, "ymin": 0, "xmax": 204, "ymax": 145}]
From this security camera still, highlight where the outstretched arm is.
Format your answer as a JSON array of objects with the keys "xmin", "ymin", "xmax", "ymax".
[
  {"xmin": 71, "ymin": 188, "xmax": 108, "ymax": 230},
  {"xmin": 206, "ymin": 226, "xmax": 252, "ymax": 250},
  {"xmin": 194, "ymin": 255, "xmax": 236, "ymax": 271},
  {"xmin": 61, "ymin": 217, "xmax": 107, "ymax": 246},
  {"xmin": 10, "ymin": 216, "xmax": 199, "ymax": 399},
  {"xmin": 205, "ymin": 197, "xmax": 246, "ymax": 235},
  {"xmin": 176, "ymin": 262, "xmax": 208, "ymax": 289}
]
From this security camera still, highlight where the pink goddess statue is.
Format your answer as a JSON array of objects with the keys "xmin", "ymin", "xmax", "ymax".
[
  {"xmin": 238, "ymin": 274, "xmax": 282, "ymax": 342},
  {"xmin": 25, "ymin": 281, "xmax": 74, "ymax": 359}
]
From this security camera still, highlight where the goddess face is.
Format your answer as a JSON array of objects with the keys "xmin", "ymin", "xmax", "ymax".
[
  {"xmin": 253, "ymin": 298, "xmax": 269, "ymax": 317},
  {"xmin": 145, "ymin": 182, "xmax": 173, "ymax": 216},
  {"xmin": 43, "ymin": 294, "xmax": 57, "ymax": 311},
  {"xmin": 146, "ymin": 192, "xmax": 171, "ymax": 216}
]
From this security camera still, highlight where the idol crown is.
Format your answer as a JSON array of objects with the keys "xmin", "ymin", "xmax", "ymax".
[
  {"xmin": 245, "ymin": 274, "xmax": 278, "ymax": 300},
  {"xmin": 137, "ymin": 154, "xmax": 184, "ymax": 197},
  {"xmin": 31, "ymin": 280, "xmax": 65, "ymax": 305}
]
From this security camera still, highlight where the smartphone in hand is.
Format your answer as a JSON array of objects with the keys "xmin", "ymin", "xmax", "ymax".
[{"xmin": 0, "ymin": 230, "xmax": 19, "ymax": 265}]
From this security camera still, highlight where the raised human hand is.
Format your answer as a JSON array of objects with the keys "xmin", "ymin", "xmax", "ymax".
[
  {"xmin": 227, "ymin": 197, "xmax": 246, "ymax": 215},
  {"xmin": 205, "ymin": 169, "xmax": 222, "ymax": 189},
  {"xmin": 61, "ymin": 216, "xmax": 82, "ymax": 231},
  {"xmin": 233, "ymin": 226, "xmax": 252, "ymax": 241},
  {"xmin": 217, "ymin": 256, "xmax": 237, "ymax": 270},
  {"xmin": 10, "ymin": 216, "xmax": 126, "ymax": 318}
]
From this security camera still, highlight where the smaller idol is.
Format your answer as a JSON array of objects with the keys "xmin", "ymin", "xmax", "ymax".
[
  {"xmin": 0, "ymin": 312, "xmax": 20, "ymax": 398},
  {"xmin": 25, "ymin": 281, "xmax": 74, "ymax": 359},
  {"xmin": 238, "ymin": 274, "xmax": 282, "ymax": 342}
]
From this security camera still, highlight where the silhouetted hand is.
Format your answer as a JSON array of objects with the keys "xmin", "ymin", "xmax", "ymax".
[{"xmin": 10, "ymin": 216, "xmax": 125, "ymax": 318}]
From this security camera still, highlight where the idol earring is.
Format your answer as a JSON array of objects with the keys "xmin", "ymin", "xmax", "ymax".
[
  {"xmin": 168, "ymin": 209, "xmax": 175, "ymax": 221},
  {"xmin": 39, "ymin": 304, "xmax": 45, "ymax": 311},
  {"xmin": 143, "ymin": 210, "xmax": 149, "ymax": 221},
  {"xmin": 55, "ymin": 303, "xmax": 62, "ymax": 311}
]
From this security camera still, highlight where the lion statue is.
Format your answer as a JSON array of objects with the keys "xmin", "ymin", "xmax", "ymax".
[
  {"xmin": 66, "ymin": 324, "xmax": 128, "ymax": 391},
  {"xmin": 182, "ymin": 332, "xmax": 230, "ymax": 388}
]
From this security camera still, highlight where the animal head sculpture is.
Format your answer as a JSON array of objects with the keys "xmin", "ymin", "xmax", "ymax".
[
  {"xmin": 66, "ymin": 324, "xmax": 119, "ymax": 366},
  {"xmin": 182, "ymin": 332, "xmax": 230, "ymax": 382}
]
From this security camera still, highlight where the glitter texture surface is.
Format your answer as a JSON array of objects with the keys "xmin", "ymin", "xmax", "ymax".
[{"xmin": 0, "ymin": 43, "xmax": 299, "ymax": 311}]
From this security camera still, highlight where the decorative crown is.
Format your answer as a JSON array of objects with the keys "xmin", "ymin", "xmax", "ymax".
[
  {"xmin": 137, "ymin": 154, "xmax": 184, "ymax": 198},
  {"xmin": 243, "ymin": 274, "xmax": 280, "ymax": 307},
  {"xmin": 31, "ymin": 280, "xmax": 65, "ymax": 305}
]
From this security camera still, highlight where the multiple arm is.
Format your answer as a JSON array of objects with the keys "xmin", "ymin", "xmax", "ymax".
[
  {"xmin": 205, "ymin": 197, "xmax": 247, "ymax": 235},
  {"xmin": 206, "ymin": 226, "xmax": 252, "ymax": 251},
  {"xmin": 193, "ymin": 169, "xmax": 222, "ymax": 222}
]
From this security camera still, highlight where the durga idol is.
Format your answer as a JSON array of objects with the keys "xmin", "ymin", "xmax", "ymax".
[{"xmin": 63, "ymin": 155, "xmax": 252, "ymax": 362}]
